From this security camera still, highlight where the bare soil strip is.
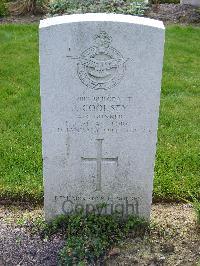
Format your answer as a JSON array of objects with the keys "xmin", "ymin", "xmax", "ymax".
[
  {"xmin": 0, "ymin": 4, "xmax": 200, "ymax": 25},
  {"xmin": 0, "ymin": 203, "xmax": 199, "ymax": 265}
]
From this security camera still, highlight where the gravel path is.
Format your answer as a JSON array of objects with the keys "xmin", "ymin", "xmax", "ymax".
[
  {"xmin": 0, "ymin": 207, "xmax": 65, "ymax": 265},
  {"xmin": 0, "ymin": 203, "xmax": 200, "ymax": 265}
]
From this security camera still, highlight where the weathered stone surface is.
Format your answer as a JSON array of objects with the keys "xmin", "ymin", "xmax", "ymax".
[
  {"xmin": 40, "ymin": 14, "xmax": 165, "ymax": 220},
  {"xmin": 181, "ymin": 0, "xmax": 200, "ymax": 7}
]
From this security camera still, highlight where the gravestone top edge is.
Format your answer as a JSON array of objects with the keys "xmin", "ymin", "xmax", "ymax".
[{"xmin": 39, "ymin": 13, "xmax": 165, "ymax": 30}]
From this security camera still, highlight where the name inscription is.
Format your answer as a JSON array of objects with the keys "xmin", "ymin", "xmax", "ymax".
[{"xmin": 57, "ymin": 94, "xmax": 141, "ymax": 134}]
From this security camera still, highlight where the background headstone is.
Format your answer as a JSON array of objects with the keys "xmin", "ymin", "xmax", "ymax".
[
  {"xmin": 40, "ymin": 14, "xmax": 165, "ymax": 220},
  {"xmin": 181, "ymin": 0, "xmax": 200, "ymax": 7}
]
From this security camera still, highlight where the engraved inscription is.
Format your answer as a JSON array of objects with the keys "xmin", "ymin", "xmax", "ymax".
[
  {"xmin": 77, "ymin": 31, "xmax": 126, "ymax": 90},
  {"xmin": 63, "ymin": 94, "xmax": 136, "ymax": 134},
  {"xmin": 81, "ymin": 139, "xmax": 118, "ymax": 191}
]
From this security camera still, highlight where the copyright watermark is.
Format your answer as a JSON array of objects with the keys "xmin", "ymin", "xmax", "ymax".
[{"xmin": 61, "ymin": 198, "xmax": 139, "ymax": 217}]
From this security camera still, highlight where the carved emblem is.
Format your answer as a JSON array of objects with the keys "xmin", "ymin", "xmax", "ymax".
[{"xmin": 77, "ymin": 31, "xmax": 126, "ymax": 90}]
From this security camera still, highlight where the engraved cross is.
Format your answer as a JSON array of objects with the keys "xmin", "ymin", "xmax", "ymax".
[{"xmin": 81, "ymin": 139, "xmax": 118, "ymax": 191}]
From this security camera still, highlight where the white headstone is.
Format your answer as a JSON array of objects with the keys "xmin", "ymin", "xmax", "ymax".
[
  {"xmin": 40, "ymin": 14, "xmax": 165, "ymax": 220},
  {"xmin": 181, "ymin": 0, "xmax": 200, "ymax": 7}
]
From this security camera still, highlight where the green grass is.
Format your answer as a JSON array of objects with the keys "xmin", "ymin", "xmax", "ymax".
[
  {"xmin": 0, "ymin": 24, "xmax": 199, "ymax": 203},
  {"xmin": 154, "ymin": 26, "xmax": 200, "ymax": 201},
  {"xmin": 191, "ymin": 197, "xmax": 200, "ymax": 225},
  {"xmin": 0, "ymin": 24, "xmax": 42, "ymax": 202}
]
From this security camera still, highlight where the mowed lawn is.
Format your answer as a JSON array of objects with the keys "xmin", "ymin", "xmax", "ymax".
[{"xmin": 0, "ymin": 24, "xmax": 199, "ymax": 203}]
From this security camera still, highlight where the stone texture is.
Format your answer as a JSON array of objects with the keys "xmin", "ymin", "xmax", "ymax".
[
  {"xmin": 181, "ymin": 0, "xmax": 200, "ymax": 7},
  {"xmin": 39, "ymin": 14, "xmax": 165, "ymax": 220}
]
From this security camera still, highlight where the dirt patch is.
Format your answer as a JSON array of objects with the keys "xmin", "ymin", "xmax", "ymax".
[
  {"xmin": 106, "ymin": 203, "xmax": 200, "ymax": 265},
  {"xmin": 0, "ymin": 4, "xmax": 200, "ymax": 25},
  {"xmin": 146, "ymin": 4, "xmax": 200, "ymax": 25},
  {"xmin": 0, "ymin": 203, "xmax": 199, "ymax": 265},
  {"xmin": 0, "ymin": 15, "xmax": 42, "ymax": 24}
]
